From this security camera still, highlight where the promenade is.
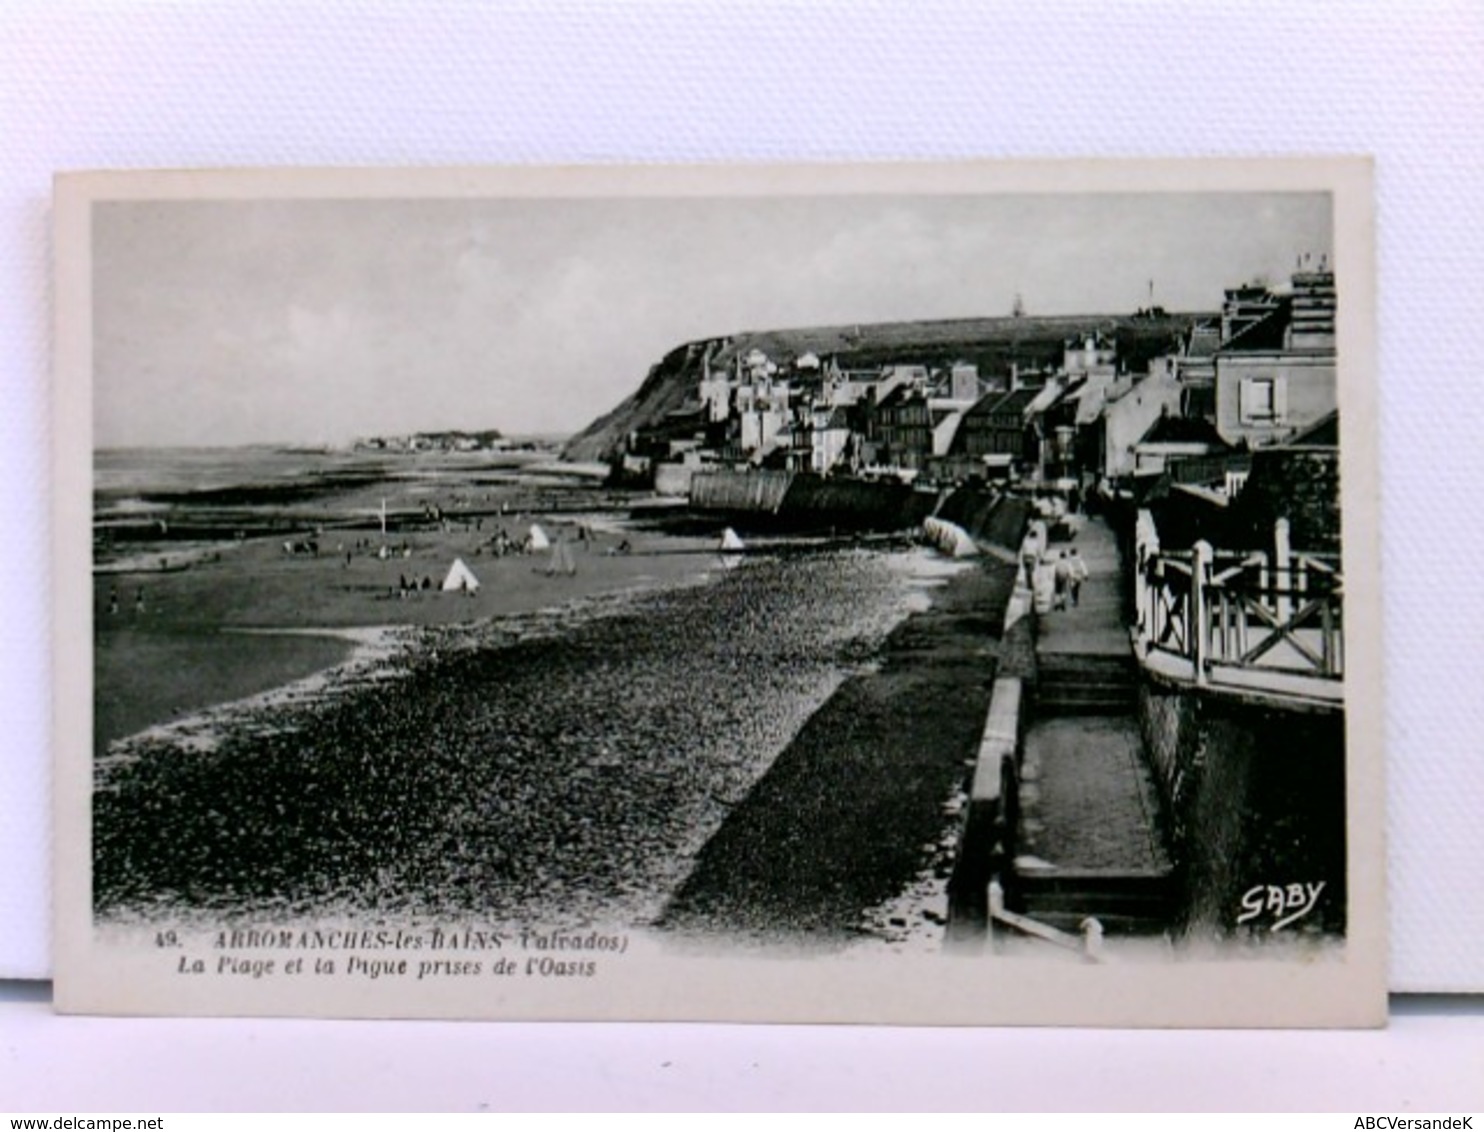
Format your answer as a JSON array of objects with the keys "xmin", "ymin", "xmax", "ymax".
[
  {"xmin": 1032, "ymin": 514, "xmax": 1128, "ymax": 657},
  {"xmin": 1012, "ymin": 512, "xmax": 1171, "ymax": 929}
]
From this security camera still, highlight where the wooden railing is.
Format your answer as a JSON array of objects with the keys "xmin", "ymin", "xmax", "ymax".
[{"xmin": 1133, "ymin": 511, "xmax": 1344, "ymax": 706}]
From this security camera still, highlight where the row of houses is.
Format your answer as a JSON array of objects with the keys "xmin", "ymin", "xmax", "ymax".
[
  {"xmin": 356, "ymin": 430, "xmax": 516, "ymax": 453},
  {"xmin": 626, "ymin": 265, "xmax": 1337, "ymax": 496}
]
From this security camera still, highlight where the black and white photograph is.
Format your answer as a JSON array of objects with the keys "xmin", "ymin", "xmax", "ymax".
[{"xmin": 52, "ymin": 161, "xmax": 1385, "ymax": 1025}]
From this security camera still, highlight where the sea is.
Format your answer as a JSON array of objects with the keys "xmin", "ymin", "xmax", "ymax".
[{"xmin": 96, "ymin": 445, "xmax": 355, "ymax": 504}]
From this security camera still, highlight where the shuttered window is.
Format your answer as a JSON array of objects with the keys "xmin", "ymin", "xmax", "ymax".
[{"xmin": 1239, "ymin": 377, "xmax": 1285, "ymax": 423}]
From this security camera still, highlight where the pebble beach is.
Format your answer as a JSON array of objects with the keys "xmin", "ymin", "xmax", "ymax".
[{"xmin": 92, "ymin": 449, "xmax": 1016, "ymax": 949}]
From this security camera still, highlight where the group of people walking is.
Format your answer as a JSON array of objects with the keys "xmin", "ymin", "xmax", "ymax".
[
  {"xmin": 1020, "ymin": 519, "xmax": 1090, "ymax": 613},
  {"xmin": 1045, "ymin": 547, "xmax": 1090, "ymax": 611}
]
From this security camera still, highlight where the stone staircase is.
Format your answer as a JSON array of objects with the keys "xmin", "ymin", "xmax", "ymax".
[
  {"xmin": 1009, "ymin": 646, "xmax": 1175, "ymax": 939},
  {"xmin": 1006, "ymin": 865, "xmax": 1177, "ymax": 937},
  {"xmin": 1034, "ymin": 652, "xmax": 1138, "ymax": 715}
]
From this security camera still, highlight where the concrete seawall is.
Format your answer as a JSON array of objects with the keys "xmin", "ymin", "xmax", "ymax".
[
  {"xmin": 689, "ymin": 468, "xmax": 939, "ymax": 531},
  {"xmin": 945, "ymin": 542, "xmax": 1034, "ymax": 943},
  {"xmin": 946, "ymin": 676, "xmax": 1022, "ymax": 940},
  {"xmin": 688, "ymin": 468, "xmax": 1032, "ymax": 550},
  {"xmin": 934, "ymin": 488, "xmax": 1032, "ymax": 555},
  {"xmin": 662, "ymin": 552, "xmax": 1019, "ymax": 943},
  {"xmin": 690, "ymin": 468, "xmax": 795, "ymax": 514}
]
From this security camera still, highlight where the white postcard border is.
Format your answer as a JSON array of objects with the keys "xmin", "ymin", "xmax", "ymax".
[{"xmin": 53, "ymin": 158, "xmax": 1384, "ymax": 1026}]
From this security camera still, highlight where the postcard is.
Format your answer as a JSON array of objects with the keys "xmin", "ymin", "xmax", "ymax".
[{"xmin": 53, "ymin": 159, "xmax": 1385, "ymax": 1024}]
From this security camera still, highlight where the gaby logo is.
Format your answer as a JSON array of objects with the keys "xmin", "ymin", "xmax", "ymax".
[{"xmin": 1236, "ymin": 881, "xmax": 1327, "ymax": 931}]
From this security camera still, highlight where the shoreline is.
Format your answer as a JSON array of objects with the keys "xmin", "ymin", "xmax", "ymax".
[{"xmin": 92, "ymin": 493, "xmax": 729, "ymax": 755}]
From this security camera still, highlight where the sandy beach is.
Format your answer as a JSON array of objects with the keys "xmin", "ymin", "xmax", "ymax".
[{"xmin": 93, "ymin": 454, "xmax": 720, "ymax": 752}]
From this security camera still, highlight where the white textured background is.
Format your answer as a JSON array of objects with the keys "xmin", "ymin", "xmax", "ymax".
[{"xmin": 3, "ymin": 2, "xmax": 1482, "ymax": 1007}]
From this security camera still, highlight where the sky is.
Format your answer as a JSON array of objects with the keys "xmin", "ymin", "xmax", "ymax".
[{"xmin": 92, "ymin": 191, "xmax": 1331, "ymax": 448}]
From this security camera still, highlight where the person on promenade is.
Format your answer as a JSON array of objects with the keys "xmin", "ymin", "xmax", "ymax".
[
  {"xmin": 1021, "ymin": 518, "xmax": 1047, "ymax": 590},
  {"xmin": 1033, "ymin": 554, "xmax": 1058, "ymax": 614},
  {"xmin": 1066, "ymin": 547, "xmax": 1089, "ymax": 608},
  {"xmin": 1052, "ymin": 550, "xmax": 1071, "ymax": 611},
  {"xmin": 1021, "ymin": 541, "xmax": 1039, "ymax": 590}
]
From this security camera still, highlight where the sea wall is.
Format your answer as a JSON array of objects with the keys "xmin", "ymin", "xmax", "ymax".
[
  {"xmin": 946, "ymin": 676, "xmax": 1022, "ymax": 941},
  {"xmin": 688, "ymin": 469, "xmax": 1030, "ymax": 550},
  {"xmin": 933, "ymin": 489, "xmax": 1032, "ymax": 554},
  {"xmin": 976, "ymin": 496, "xmax": 1032, "ymax": 553},
  {"xmin": 688, "ymin": 468, "xmax": 938, "ymax": 531},
  {"xmin": 932, "ymin": 485, "xmax": 1001, "ymax": 538},
  {"xmin": 1137, "ymin": 681, "xmax": 1347, "ymax": 936},
  {"xmin": 689, "ymin": 468, "xmax": 794, "ymax": 514}
]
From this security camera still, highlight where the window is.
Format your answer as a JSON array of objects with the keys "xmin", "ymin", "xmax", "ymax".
[{"xmin": 1238, "ymin": 376, "xmax": 1286, "ymax": 423}]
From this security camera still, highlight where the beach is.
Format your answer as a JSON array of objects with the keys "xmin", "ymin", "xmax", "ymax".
[
  {"xmin": 92, "ymin": 447, "xmax": 1011, "ymax": 946},
  {"xmin": 93, "ymin": 447, "xmax": 718, "ymax": 752}
]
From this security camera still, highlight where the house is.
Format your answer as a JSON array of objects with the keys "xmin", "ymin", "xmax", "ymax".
[
  {"xmin": 1176, "ymin": 320, "xmax": 1222, "ymax": 420},
  {"xmin": 818, "ymin": 359, "xmax": 891, "ymax": 407},
  {"xmin": 1091, "ymin": 369, "xmax": 1184, "ymax": 481},
  {"xmin": 930, "ymin": 406, "xmax": 967, "ymax": 458},
  {"xmin": 1063, "ymin": 331, "xmax": 1118, "ymax": 377},
  {"xmin": 1220, "ymin": 282, "xmax": 1282, "ymax": 343},
  {"xmin": 948, "ymin": 362, "xmax": 981, "ymax": 402},
  {"xmin": 738, "ymin": 404, "xmax": 791, "ymax": 459},
  {"xmin": 1021, "ymin": 377, "xmax": 1072, "ymax": 481},
  {"xmin": 1212, "ymin": 270, "xmax": 1337, "ymax": 448},
  {"xmin": 869, "ymin": 385, "xmax": 934, "ymax": 471},
  {"xmin": 1131, "ymin": 413, "xmax": 1227, "ymax": 478},
  {"xmin": 810, "ymin": 404, "xmax": 855, "ymax": 474},
  {"xmin": 953, "ymin": 387, "xmax": 1040, "ymax": 465}
]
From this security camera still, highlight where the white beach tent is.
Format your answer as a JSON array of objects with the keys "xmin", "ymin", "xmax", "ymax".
[
  {"xmin": 719, "ymin": 527, "xmax": 746, "ymax": 552},
  {"xmin": 441, "ymin": 557, "xmax": 481, "ymax": 593},
  {"xmin": 527, "ymin": 524, "xmax": 551, "ymax": 552}
]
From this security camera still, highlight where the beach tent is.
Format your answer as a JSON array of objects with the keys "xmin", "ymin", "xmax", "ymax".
[
  {"xmin": 441, "ymin": 557, "xmax": 480, "ymax": 593},
  {"xmin": 719, "ymin": 527, "xmax": 746, "ymax": 552},
  {"xmin": 527, "ymin": 524, "xmax": 551, "ymax": 552}
]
